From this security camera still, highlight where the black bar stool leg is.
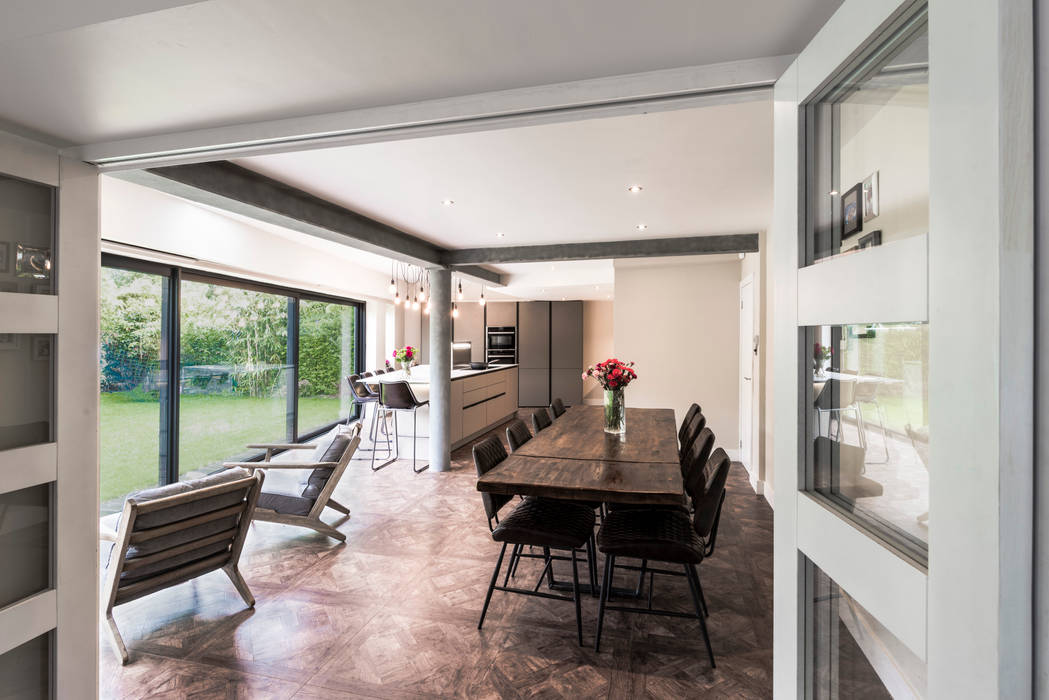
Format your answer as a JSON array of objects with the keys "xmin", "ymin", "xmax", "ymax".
[
  {"xmin": 595, "ymin": 553, "xmax": 614, "ymax": 652},
  {"xmin": 635, "ymin": 559, "xmax": 648, "ymax": 597},
  {"xmin": 411, "ymin": 408, "xmax": 428, "ymax": 473},
  {"xmin": 685, "ymin": 564, "xmax": 715, "ymax": 668},
  {"xmin": 478, "ymin": 543, "xmax": 507, "ymax": 630}
]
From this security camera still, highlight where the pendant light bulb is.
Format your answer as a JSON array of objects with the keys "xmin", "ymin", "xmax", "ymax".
[
  {"xmin": 479, "ymin": 286, "xmax": 486, "ymax": 306},
  {"xmin": 424, "ymin": 303, "xmax": 431, "ymax": 315},
  {"xmin": 457, "ymin": 278, "xmax": 463, "ymax": 301},
  {"xmin": 389, "ymin": 279, "xmax": 396, "ymax": 294},
  {"xmin": 394, "ymin": 292, "xmax": 401, "ymax": 305},
  {"xmin": 452, "ymin": 304, "xmax": 460, "ymax": 319},
  {"xmin": 418, "ymin": 287, "xmax": 426, "ymax": 303}
]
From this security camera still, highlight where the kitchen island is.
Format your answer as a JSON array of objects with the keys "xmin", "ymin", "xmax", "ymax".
[{"xmin": 363, "ymin": 364, "xmax": 518, "ymax": 448}]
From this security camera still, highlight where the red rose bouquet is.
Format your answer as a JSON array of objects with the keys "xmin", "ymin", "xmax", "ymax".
[{"xmin": 582, "ymin": 358, "xmax": 638, "ymax": 390}]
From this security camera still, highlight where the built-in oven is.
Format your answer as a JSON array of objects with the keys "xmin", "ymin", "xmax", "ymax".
[{"xmin": 486, "ymin": 326, "xmax": 517, "ymax": 365}]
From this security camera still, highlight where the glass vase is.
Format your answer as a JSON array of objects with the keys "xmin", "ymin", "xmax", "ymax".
[
  {"xmin": 604, "ymin": 388, "xmax": 626, "ymax": 434},
  {"xmin": 400, "ymin": 360, "xmax": 412, "ymax": 377}
]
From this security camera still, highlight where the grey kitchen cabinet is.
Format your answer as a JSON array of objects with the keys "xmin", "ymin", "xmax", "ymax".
[
  {"xmin": 550, "ymin": 301, "xmax": 583, "ymax": 404},
  {"xmin": 518, "ymin": 368, "xmax": 550, "ymax": 408},
  {"xmin": 517, "ymin": 301, "xmax": 550, "ymax": 405},
  {"xmin": 453, "ymin": 302, "xmax": 485, "ymax": 362},
  {"xmin": 485, "ymin": 301, "xmax": 517, "ymax": 327}
]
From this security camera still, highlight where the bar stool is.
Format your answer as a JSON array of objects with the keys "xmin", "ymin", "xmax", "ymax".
[{"xmin": 370, "ymin": 380, "xmax": 429, "ymax": 473}]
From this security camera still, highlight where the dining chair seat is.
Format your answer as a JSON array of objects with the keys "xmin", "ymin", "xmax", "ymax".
[
  {"xmin": 492, "ymin": 497, "xmax": 596, "ymax": 550},
  {"xmin": 597, "ymin": 508, "xmax": 704, "ymax": 564}
]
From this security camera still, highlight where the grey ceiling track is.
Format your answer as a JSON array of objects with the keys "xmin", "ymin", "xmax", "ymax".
[{"xmin": 439, "ymin": 234, "xmax": 759, "ymax": 266}]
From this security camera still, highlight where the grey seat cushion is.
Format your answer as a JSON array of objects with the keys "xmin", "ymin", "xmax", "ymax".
[
  {"xmin": 129, "ymin": 467, "xmax": 253, "ymax": 529},
  {"xmin": 257, "ymin": 490, "xmax": 314, "ymax": 516}
]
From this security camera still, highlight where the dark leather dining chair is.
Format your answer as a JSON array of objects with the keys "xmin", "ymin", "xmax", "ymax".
[
  {"xmin": 550, "ymin": 398, "xmax": 566, "ymax": 418},
  {"xmin": 473, "ymin": 435, "xmax": 598, "ymax": 646},
  {"xmin": 370, "ymin": 381, "xmax": 429, "ymax": 473},
  {"xmin": 532, "ymin": 408, "xmax": 553, "ymax": 433},
  {"xmin": 505, "ymin": 419, "xmax": 532, "ymax": 453},
  {"xmin": 594, "ymin": 448, "xmax": 730, "ymax": 666},
  {"xmin": 679, "ymin": 403, "xmax": 701, "ymax": 447},
  {"xmin": 679, "ymin": 411, "xmax": 707, "ymax": 458}
]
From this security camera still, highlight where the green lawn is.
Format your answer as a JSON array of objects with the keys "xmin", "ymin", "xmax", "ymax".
[{"xmin": 100, "ymin": 392, "xmax": 345, "ymax": 508}]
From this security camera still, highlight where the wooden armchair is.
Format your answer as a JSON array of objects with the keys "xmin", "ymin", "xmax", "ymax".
[
  {"xmin": 224, "ymin": 422, "xmax": 362, "ymax": 542},
  {"xmin": 99, "ymin": 467, "xmax": 264, "ymax": 664}
]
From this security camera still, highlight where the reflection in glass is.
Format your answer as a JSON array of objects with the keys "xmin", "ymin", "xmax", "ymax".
[
  {"xmin": 0, "ymin": 485, "xmax": 50, "ymax": 609},
  {"xmin": 0, "ymin": 333, "xmax": 54, "ymax": 453},
  {"xmin": 807, "ymin": 323, "xmax": 928, "ymax": 551},
  {"xmin": 805, "ymin": 14, "xmax": 928, "ymax": 265},
  {"xmin": 0, "ymin": 631, "xmax": 50, "ymax": 700},
  {"xmin": 99, "ymin": 268, "xmax": 169, "ymax": 513},
  {"xmin": 297, "ymin": 300, "xmax": 359, "ymax": 435},
  {"xmin": 806, "ymin": 557, "xmax": 925, "ymax": 698},
  {"xmin": 0, "ymin": 173, "xmax": 54, "ymax": 295},
  {"xmin": 179, "ymin": 280, "xmax": 291, "ymax": 476}
]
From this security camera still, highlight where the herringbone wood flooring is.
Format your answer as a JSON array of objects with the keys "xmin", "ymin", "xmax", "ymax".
[{"xmin": 100, "ymin": 415, "xmax": 775, "ymax": 699}]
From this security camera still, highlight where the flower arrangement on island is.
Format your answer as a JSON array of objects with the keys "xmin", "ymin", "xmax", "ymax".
[
  {"xmin": 582, "ymin": 358, "xmax": 637, "ymax": 434},
  {"xmin": 393, "ymin": 346, "xmax": 417, "ymax": 375}
]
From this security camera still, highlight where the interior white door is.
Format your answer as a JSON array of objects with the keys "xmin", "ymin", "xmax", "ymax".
[{"xmin": 739, "ymin": 278, "xmax": 754, "ymax": 470}]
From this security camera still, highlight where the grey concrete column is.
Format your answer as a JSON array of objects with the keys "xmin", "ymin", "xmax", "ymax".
[{"xmin": 428, "ymin": 267, "xmax": 452, "ymax": 472}]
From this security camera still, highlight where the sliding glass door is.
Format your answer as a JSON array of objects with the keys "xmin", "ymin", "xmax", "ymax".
[
  {"xmin": 178, "ymin": 278, "xmax": 292, "ymax": 476},
  {"xmin": 99, "ymin": 255, "xmax": 364, "ymax": 510},
  {"xmin": 99, "ymin": 266, "xmax": 170, "ymax": 513},
  {"xmin": 297, "ymin": 299, "xmax": 358, "ymax": 436}
]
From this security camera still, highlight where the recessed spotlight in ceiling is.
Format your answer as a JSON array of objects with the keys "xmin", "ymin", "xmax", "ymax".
[
  {"xmin": 496, "ymin": 232, "xmax": 505, "ymax": 238},
  {"xmin": 441, "ymin": 199, "xmax": 455, "ymax": 206},
  {"xmin": 561, "ymin": 297, "xmax": 566, "ymax": 301},
  {"xmin": 627, "ymin": 184, "xmax": 643, "ymax": 194},
  {"xmin": 636, "ymin": 223, "xmax": 648, "ymax": 231},
  {"xmin": 738, "ymin": 252, "xmax": 746, "ymax": 260},
  {"xmin": 828, "ymin": 190, "xmax": 839, "ymax": 197}
]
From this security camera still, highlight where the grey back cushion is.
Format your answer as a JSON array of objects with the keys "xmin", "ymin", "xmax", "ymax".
[
  {"xmin": 129, "ymin": 467, "xmax": 252, "ymax": 530},
  {"xmin": 302, "ymin": 434, "xmax": 350, "ymax": 500}
]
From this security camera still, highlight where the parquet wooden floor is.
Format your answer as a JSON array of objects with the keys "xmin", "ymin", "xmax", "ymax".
[{"xmin": 100, "ymin": 415, "xmax": 774, "ymax": 699}]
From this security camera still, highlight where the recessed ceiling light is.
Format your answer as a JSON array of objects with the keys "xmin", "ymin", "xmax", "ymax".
[
  {"xmin": 561, "ymin": 297, "xmax": 566, "ymax": 301},
  {"xmin": 636, "ymin": 223, "xmax": 648, "ymax": 231},
  {"xmin": 594, "ymin": 285, "xmax": 599, "ymax": 290},
  {"xmin": 627, "ymin": 184, "xmax": 643, "ymax": 194},
  {"xmin": 738, "ymin": 252, "xmax": 746, "ymax": 260},
  {"xmin": 496, "ymin": 232, "xmax": 505, "ymax": 238},
  {"xmin": 828, "ymin": 190, "xmax": 838, "ymax": 197},
  {"xmin": 550, "ymin": 265, "xmax": 556, "ymax": 271},
  {"xmin": 441, "ymin": 199, "xmax": 455, "ymax": 206},
  {"xmin": 540, "ymin": 288, "xmax": 546, "ymax": 293}
]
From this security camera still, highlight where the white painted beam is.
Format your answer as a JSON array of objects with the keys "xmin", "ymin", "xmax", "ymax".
[
  {"xmin": 0, "ymin": 0, "xmax": 205, "ymax": 43},
  {"xmin": 68, "ymin": 56, "xmax": 793, "ymax": 169}
]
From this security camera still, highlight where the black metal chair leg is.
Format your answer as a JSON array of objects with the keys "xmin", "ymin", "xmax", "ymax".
[
  {"xmin": 542, "ymin": 546, "xmax": 558, "ymax": 587},
  {"xmin": 478, "ymin": 543, "xmax": 507, "ymax": 630},
  {"xmin": 595, "ymin": 554, "xmax": 614, "ymax": 652},
  {"xmin": 635, "ymin": 559, "xmax": 648, "ymax": 597},
  {"xmin": 696, "ymin": 570, "xmax": 709, "ymax": 617},
  {"xmin": 586, "ymin": 536, "xmax": 598, "ymax": 597},
  {"xmin": 686, "ymin": 564, "xmax": 716, "ymax": 668},
  {"xmin": 571, "ymin": 549, "xmax": 583, "ymax": 646},
  {"xmin": 503, "ymin": 544, "xmax": 520, "ymax": 587}
]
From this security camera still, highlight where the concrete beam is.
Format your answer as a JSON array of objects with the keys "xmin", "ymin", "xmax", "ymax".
[
  {"xmin": 441, "ymin": 234, "xmax": 759, "ymax": 265},
  {"xmin": 115, "ymin": 163, "xmax": 505, "ymax": 286}
]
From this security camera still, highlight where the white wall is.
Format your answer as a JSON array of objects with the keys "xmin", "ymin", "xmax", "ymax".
[
  {"xmin": 840, "ymin": 84, "xmax": 929, "ymax": 247},
  {"xmin": 582, "ymin": 300, "xmax": 614, "ymax": 403},
  {"xmin": 741, "ymin": 244, "xmax": 769, "ymax": 498},
  {"xmin": 613, "ymin": 258, "xmax": 741, "ymax": 451}
]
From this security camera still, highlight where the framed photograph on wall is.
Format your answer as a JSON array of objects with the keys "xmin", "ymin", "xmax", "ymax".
[
  {"xmin": 858, "ymin": 230, "xmax": 882, "ymax": 249},
  {"xmin": 31, "ymin": 336, "xmax": 51, "ymax": 361},
  {"xmin": 862, "ymin": 171, "xmax": 880, "ymax": 222},
  {"xmin": 841, "ymin": 184, "xmax": 863, "ymax": 238}
]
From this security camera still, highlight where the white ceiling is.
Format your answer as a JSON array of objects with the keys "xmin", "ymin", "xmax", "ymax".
[
  {"xmin": 0, "ymin": 0, "xmax": 840, "ymax": 145},
  {"xmin": 235, "ymin": 101, "xmax": 774, "ymax": 251}
]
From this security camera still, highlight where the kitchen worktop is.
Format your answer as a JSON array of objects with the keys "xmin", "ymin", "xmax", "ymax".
[{"xmin": 362, "ymin": 364, "xmax": 518, "ymax": 384}]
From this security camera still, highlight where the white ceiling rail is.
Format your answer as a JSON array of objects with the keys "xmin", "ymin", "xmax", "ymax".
[{"xmin": 68, "ymin": 55, "xmax": 793, "ymax": 170}]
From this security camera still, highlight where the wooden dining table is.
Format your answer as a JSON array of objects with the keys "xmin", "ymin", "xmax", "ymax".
[{"xmin": 476, "ymin": 405, "xmax": 683, "ymax": 506}]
